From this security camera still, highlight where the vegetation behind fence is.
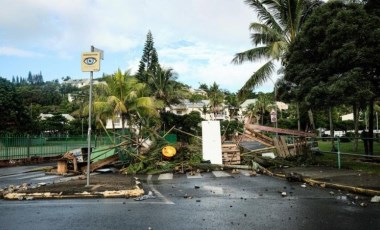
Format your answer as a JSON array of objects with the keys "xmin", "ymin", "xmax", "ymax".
[{"xmin": 0, "ymin": 135, "xmax": 114, "ymax": 160}]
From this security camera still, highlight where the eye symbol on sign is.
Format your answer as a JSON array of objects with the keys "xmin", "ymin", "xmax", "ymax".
[{"xmin": 83, "ymin": 57, "xmax": 97, "ymax": 65}]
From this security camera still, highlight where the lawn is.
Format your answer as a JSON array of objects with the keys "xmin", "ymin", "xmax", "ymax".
[{"xmin": 315, "ymin": 139, "xmax": 380, "ymax": 174}]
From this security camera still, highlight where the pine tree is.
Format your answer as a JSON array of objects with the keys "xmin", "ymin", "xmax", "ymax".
[
  {"xmin": 136, "ymin": 31, "xmax": 160, "ymax": 83},
  {"xmin": 27, "ymin": 71, "xmax": 33, "ymax": 84}
]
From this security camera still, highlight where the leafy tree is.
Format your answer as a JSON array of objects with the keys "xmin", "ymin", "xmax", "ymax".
[
  {"xmin": 161, "ymin": 111, "xmax": 203, "ymax": 142},
  {"xmin": 232, "ymin": 0, "xmax": 322, "ymax": 100},
  {"xmin": 40, "ymin": 114, "xmax": 69, "ymax": 134},
  {"xmin": 285, "ymin": 1, "xmax": 380, "ymax": 152},
  {"xmin": 224, "ymin": 93, "xmax": 240, "ymax": 119},
  {"xmin": 0, "ymin": 77, "xmax": 31, "ymax": 133}
]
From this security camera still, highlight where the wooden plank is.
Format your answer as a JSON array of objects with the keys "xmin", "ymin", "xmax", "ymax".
[
  {"xmin": 81, "ymin": 154, "xmax": 119, "ymax": 173},
  {"xmin": 243, "ymin": 132, "xmax": 273, "ymax": 147},
  {"xmin": 245, "ymin": 124, "xmax": 316, "ymax": 137},
  {"xmin": 273, "ymin": 138, "xmax": 285, "ymax": 158},
  {"xmin": 280, "ymin": 136, "xmax": 291, "ymax": 157},
  {"xmin": 222, "ymin": 149, "xmax": 240, "ymax": 153},
  {"xmin": 222, "ymin": 144, "xmax": 238, "ymax": 148}
]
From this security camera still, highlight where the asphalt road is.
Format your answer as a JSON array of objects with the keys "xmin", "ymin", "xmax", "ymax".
[
  {"xmin": 1, "ymin": 171, "xmax": 379, "ymax": 230},
  {"xmin": 0, "ymin": 163, "xmax": 60, "ymax": 189}
]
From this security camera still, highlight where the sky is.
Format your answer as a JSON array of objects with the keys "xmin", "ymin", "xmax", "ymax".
[{"xmin": 0, "ymin": 0, "xmax": 279, "ymax": 93}]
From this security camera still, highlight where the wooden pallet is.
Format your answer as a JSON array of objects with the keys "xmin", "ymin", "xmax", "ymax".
[{"xmin": 222, "ymin": 144, "xmax": 241, "ymax": 165}]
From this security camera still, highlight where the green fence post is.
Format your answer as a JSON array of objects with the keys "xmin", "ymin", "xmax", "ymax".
[
  {"xmin": 6, "ymin": 134, "xmax": 9, "ymax": 160},
  {"xmin": 27, "ymin": 134, "xmax": 31, "ymax": 158},
  {"xmin": 337, "ymin": 137, "xmax": 341, "ymax": 169},
  {"xmin": 65, "ymin": 135, "xmax": 68, "ymax": 153},
  {"xmin": 40, "ymin": 134, "xmax": 43, "ymax": 157}
]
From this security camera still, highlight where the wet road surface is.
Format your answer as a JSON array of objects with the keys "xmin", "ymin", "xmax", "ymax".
[{"xmin": 1, "ymin": 171, "xmax": 379, "ymax": 230}]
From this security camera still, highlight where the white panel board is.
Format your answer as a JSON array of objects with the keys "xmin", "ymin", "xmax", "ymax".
[{"xmin": 202, "ymin": 121, "xmax": 222, "ymax": 164}]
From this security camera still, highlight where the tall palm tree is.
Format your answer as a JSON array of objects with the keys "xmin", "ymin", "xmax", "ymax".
[
  {"xmin": 208, "ymin": 82, "xmax": 225, "ymax": 118},
  {"xmin": 255, "ymin": 93, "xmax": 273, "ymax": 125},
  {"xmin": 232, "ymin": 0, "xmax": 321, "ymax": 100},
  {"xmin": 148, "ymin": 66, "xmax": 188, "ymax": 109}
]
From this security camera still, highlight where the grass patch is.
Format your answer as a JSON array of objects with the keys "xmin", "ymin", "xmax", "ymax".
[
  {"xmin": 315, "ymin": 140, "xmax": 380, "ymax": 174},
  {"xmin": 317, "ymin": 140, "xmax": 380, "ymax": 155}
]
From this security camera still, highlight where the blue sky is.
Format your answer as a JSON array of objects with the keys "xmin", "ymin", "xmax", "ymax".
[{"xmin": 0, "ymin": 0, "xmax": 278, "ymax": 93}]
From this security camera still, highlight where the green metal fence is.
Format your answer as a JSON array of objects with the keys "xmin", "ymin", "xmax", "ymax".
[
  {"xmin": 309, "ymin": 136, "xmax": 380, "ymax": 169},
  {"xmin": 0, "ymin": 135, "xmax": 114, "ymax": 160}
]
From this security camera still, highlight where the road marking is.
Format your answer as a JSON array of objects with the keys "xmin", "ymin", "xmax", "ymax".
[
  {"xmin": 212, "ymin": 171, "xmax": 232, "ymax": 177},
  {"xmin": 16, "ymin": 173, "xmax": 46, "ymax": 180},
  {"xmin": 0, "ymin": 172, "xmax": 41, "ymax": 179},
  {"xmin": 147, "ymin": 175, "xmax": 174, "ymax": 204},
  {"xmin": 157, "ymin": 173, "xmax": 173, "ymax": 180},
  {"xmin": 31, "ymin": 175, "xmax": 61, "ymax": 181},
  {"xmin": 186, "ymin": 172, "xmax": 203, "ymax": 179}
]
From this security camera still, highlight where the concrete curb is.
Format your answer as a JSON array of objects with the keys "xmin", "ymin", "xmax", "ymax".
[
  {"xmin": 3, "ymin": 186, "xmax": 144, "ymax": 200},
  {"xmin": 273, "ymin": 173, "xmax": 380, "ymax": 196},
  {"xmin": 2, "ymin": 176, "xmax": 145, "ymax": 200}
]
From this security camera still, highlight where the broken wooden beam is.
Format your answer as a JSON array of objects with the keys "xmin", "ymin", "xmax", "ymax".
[
  {"xmin": 81, "ymin": 155, "xmax": 119, "ymax": 173},
  {"xmin": 245, "ymin": 124, "xmax": 316, "ymax": 137}
]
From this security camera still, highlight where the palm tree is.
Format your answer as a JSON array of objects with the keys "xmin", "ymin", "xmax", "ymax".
[
  {"xmin": 208, "ymin": 82, "xmax": 225, "ymax": 118},
  {"xmin": 255, "ymin": 93, "xmax": 273, "ymax": 125},
  {"xmin": 232, "ymin": 0, "xmax": 321, "ymax": 100},
  {"xmin": 91, "ymin": 69, "xmax": 160, "ymax": 137},
  {"xmin": 244, "ymin": 102, "xmax": 260, "ymax": 124},
  {"xmin": 148, "ymin": 66, "xmax": 188, "ymax": 109}
]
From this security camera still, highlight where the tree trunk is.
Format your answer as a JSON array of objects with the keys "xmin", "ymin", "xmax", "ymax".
[
  {"xmin": 353, "ymin": 102, "xmax": 359, "ymax": 152},
  {"xmin": 308, "ymin": 109, "xmax": 315, "ymax": 131},
  {"xmin": 369, "ymin": 97, "xmax": 374, "ymax": 155},
  {"xmin": 329, "ymin": 107, "xmax": 335, "ymax": 151},
  {"xmin": 297, "ymin": 102, "xmax": 301, "ymax": 131}
]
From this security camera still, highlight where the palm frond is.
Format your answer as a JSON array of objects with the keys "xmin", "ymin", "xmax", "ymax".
[
  {"xmin": 245, "ymin": 0, "xmax": 283, "ymax": 33},
  {"xmin": 237, "ymin": 60, "xmax": 275, "ymax": 100},
  {"xmin": 232, "ymin": 46, "xmax": 271, "ymax": 64}
]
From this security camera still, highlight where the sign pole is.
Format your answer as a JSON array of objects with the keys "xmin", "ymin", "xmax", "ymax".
[{"xmin": 86, "ymin": 45, "xmax": 95, "ymax": 187}]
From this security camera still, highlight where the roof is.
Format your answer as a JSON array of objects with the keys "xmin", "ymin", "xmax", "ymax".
[{"xmin": 240, "ymin": 99, "xmax": 257, "ymax": 108}]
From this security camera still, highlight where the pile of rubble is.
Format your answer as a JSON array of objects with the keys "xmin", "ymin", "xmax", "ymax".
[{"xmin": 0, "ymin": 182, "xmax": 47, "ymax": 200}]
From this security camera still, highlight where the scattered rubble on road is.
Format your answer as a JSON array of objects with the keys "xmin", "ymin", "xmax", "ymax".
[
  {"xmin": 134, "ymin": 191, "xmax": 156, "ymax": 201},
  {"xmin": 371, "ymin": 195, "xmax": 380, "ymax": 203}
]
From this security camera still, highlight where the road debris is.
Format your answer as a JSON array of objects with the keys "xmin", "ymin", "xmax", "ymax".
[
  {"xmin": 285, "ymin": 172, "xmax": 304, "ymax": 182},
  {"xmin": 134, "ymin": 191, "xmax": 156, "ymax": 201},
  {"xmin": 370, "ymin": 195, "xmax": 380, "ymax": 203}
]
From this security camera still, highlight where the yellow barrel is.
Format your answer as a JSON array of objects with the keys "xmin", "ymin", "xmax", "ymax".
[{"xmin": 162, "ymin": 146, "xmax": 176, "ymax": 158}]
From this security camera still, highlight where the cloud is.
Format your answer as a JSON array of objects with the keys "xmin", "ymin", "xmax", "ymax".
[
  {"xmin": 0, "ymin": 47, "xmax": 43, "ymax": 58},
  {"xmin": 0, "ymin": 0, "xmax": 279, "ymax": 93}
]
